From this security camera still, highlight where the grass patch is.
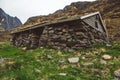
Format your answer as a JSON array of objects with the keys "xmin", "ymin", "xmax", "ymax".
[{"xmin": 0, "ymin": 42, "xmax": 120, "ymax": 80}]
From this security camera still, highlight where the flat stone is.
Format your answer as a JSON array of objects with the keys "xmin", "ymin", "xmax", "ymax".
[
  {"xmin": 59, "ymin": 73, "xmax": 67, "ymax": 76},
  {"xmin": 80, "ymin": 40, "xmax": 87, "ymax": 44},
  {"xmin": 58, "ymin": 59, "xmax": 65, "ymax": 63},
  {"xmin": 60, "ymin": 64, "xmax": 68, "ymax": 69},
  {"xmin": 57, "ymin": 28, "xmax": 62, "ymax": 31},
  {"xmin": 57, "ymin": 51, "xmax": 62, "ymax": 55},
  {"xmin": 49, "ymin": 30, "xmax": 54, "ymax": 33},
  {"xmin": 47, "ymin": 55, "xmax": 53, "ymax": 60},
  {"xmin": 100, "ymin": 48, "xmax": 106, "ymax": 52},
  {"xmin": 68, "ymin": 57, "xmax": 79, "ymax": 63},
  {"xmin": 62, "ymin": 29, "xmax": 67, "ymax": 32},
  {"xmin": 22, "ymin": 47, "xmax": 27, "ymax": 51},
  {"xmin": 68, "ymin": 49, "xmax": 74, "ymax": 52},
  {"xmin": 76, "ymin": 32, "xmax": 84, "ymax": 35},
  {"xmin": 52, "ymin": 35, "xmax": 59, "ymax": 39},
  {"xmin": 102, "ymin": 54, "xmax": 112, "ymax": 60},
  {"xmin": 34, "ymin": 68, "xmax": 41, "ymax": 73},
  {"xmin": 58, "ymin": 32, "xmax": 63, "ymax": 34},
  {"xmin": 106, "ymin": 44, "xmax": 112, "ymax": 47},
  {"xmin": 69, "ymin": 29, "xmax": 73, "ymax": 31},
  {"xmin": 48, "ymin": 27, "xmax": 52, "ymax": 30},
  {"xmin": 100, "ymin": 59, "xmax": 107, "ymax": 65},
  {"xmin": 76, "ymin": 52, "xmax": 81, "ymax": 57},
  {"xmin": 82, "ymin": 56, "xmax": 86, "ymax": 59},
  {"xmin": 67, "ymin": 38, "xmax": 72, "ymax": 42}
]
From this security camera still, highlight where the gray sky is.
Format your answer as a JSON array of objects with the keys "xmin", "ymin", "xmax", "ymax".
[{"xmin": 0, "ymin": 0, "xmax": 95, "ymax": 23}]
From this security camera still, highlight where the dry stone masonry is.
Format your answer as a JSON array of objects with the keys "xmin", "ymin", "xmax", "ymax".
[{"xmin": 11, "ymin": 12, "xmax": 108, "ymax": 50}]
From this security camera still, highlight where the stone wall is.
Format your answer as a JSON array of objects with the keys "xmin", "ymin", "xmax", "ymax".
[
  {"xmin": 11, "ymin": 27, "xmax": 44, "ymax": 49},
  {"xmin": 12, "ymin": 20, "xmax": 107, "ymax": 50},
  {"xmin": 39, "ymin": 21, "xmax": 107, "ymax": 50}
]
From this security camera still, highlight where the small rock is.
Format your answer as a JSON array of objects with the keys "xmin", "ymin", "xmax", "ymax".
[
  {"xmin": 102, "ymin": 54, "xmax": 112, "ymax": 60},
  {"xmin": 68, "ymin": 49, "xmax": 74, "ymax": 52},
  {"xmin": 82, "ymin": 56, "xmax": 86, "ymax": 59},
  {"xmin": 93, "ymin": 51, "xmax": 99, "ymax": 55},
  {"xmin": 100, "ymin": 48, "xmax": 106, "ymax": 52},
  {"xmin": 68, "ymin": 57, "xmax": 79, "ymax": 63},
  {"xmin": 62, "ymin": 29, "xmax": 67, "ymax": 32},
  {"xmin": 47, "ymin": 55, "xmax": 53, "ymax": 60},
  {"xmin": 6, "ymin": 61, "xmax": 15, "ymax": 65},
  {"xmin": 58, "ymin": 59, "xmax": 65, "ymax": 63},
  {"xmin": 76, "ymin": 52, "xmax": 81, "ymax": 57},
  {"xmin": 106, "ymin": 44, "xmax": 112, "ymax": 47},
  {"xmin": 34, "ymin": 68, "xmax": 41, "ymax": 73},
  {"xmin": 100, "ymin": 59, "xmax": 107, "ymax": 65},
  {"xmin": 60, "ymin": 64, "xmax": 68, "ymax": 69},
  {"xmin": 114, "ymin": 69, "xmax": 120, "ymax": 80},
  {"xmin": 82, "ymin": 62, "xmax": 93, "ymax": 66},
  {"xmin": 57, "ymin": 51, "xmax": 62, "ymax": 55},
  {"xmin": 59, "ymin": 73, "xmax": 67, "ymax": 76},
  {"xmin": 40, "ymin": 47, "xmax": 43, "ymax": 49},
  {"xmin": 22, "ymin": 47, "xmax": 27, "ymax": 51}
]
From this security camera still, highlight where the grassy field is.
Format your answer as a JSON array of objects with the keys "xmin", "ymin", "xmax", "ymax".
[{"xmin": 0, "ymin": 42, "xmax": 120, "ymax": 80}]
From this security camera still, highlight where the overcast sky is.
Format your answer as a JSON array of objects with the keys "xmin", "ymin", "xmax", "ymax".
[{"xmin": 0, "ymin": 0, "xmax": 95, "ymax": 23}]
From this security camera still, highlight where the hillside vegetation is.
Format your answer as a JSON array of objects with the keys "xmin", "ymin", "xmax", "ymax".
[{"xmin": 0, "ymin": 42, "xmax": 120, "ymax": 80}]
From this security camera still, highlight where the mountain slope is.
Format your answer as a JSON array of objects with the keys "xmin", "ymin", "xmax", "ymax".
[
  {"xmin": 0, "ymin": 8, "xmax": 22, "ymax": 30},
  {"xmin": 85, "ymin": 0, "xmax": 120, "ymax": 18},
  {"xmin": 0, "ymin": 8, "xmax": 22, "ymax": 42},
  {"xmin": 23, "ymin": 0, "xmax": 119, "ymax": 25},
  {"xmin": 15, "ymin": 0, "xmax": 120, "ymax": 41}
]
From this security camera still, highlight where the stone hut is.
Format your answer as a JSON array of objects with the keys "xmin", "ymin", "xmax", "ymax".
[{"xmin": 11, "ymin": 12, "xmax": 108, "ymax": 50}]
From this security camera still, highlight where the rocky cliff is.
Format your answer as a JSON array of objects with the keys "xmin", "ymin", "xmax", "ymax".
[{"xmin": 0, "ymin": 8, "xmax": 22, "ymax": 30}]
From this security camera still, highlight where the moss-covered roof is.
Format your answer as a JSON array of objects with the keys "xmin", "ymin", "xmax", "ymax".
[
  {"xmin": 11, "ymin": 15, "xmax": 81, "ymax": 34},
  {"xmin": 11, "ymin": 12, "xmax": 105, "ymax": 34}
]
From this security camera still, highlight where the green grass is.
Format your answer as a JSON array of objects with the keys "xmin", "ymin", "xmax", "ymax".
[{"xmin": 0, "ymin": 42, "xmax": 120, "ymax": 80}]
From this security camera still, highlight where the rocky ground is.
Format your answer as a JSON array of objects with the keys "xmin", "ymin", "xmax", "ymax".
[{"xmin": 0, "ymin": 42, "xmax": 120, "ymax": 80}]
